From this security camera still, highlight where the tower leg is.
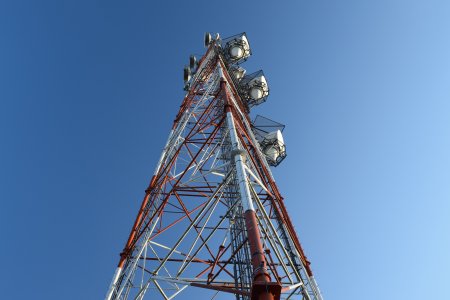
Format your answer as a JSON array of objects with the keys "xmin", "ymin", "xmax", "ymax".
[
  {"xmin": 105, "ymin": 267, "xmax": 122, "ymax": 300},
  {"xmin": 222, "ymin": 75, "xmax": 280, "ymax": 300},
  {"xmin": 245, "ymin": 210, "xmax": 281, "ymax": 300}
]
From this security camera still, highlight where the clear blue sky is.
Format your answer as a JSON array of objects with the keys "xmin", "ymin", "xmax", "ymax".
[{"xmin": 1, "ymin": 1, "xmax": 449, "ymax": 299}]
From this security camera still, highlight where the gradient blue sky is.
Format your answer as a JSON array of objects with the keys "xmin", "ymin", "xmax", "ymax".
[{"xmin": 1, "ymin": 1, "xmax": 449, "ymax": 299}]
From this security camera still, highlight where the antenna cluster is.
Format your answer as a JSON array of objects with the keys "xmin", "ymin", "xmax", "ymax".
[
  {"xmin": 203, "ymin": 32, "xmax": 269, "ymax": 108},
  {"xmin": 185, "ymin": 32, "xmax": 286, "ymax": 167}
]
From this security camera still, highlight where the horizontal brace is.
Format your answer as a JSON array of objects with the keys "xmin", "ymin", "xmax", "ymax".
[{"xmin": 190, "ymin": 282, "xmax": 250, "ymax": 297}]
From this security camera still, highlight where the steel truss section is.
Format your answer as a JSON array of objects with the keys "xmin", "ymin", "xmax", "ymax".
[{"xmin": 105, "ymin": 41, "xmax": 323, "ymax": 300}]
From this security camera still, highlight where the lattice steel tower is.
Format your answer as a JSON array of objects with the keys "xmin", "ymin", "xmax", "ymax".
[{"xmin": 105, "ymin": 32, "xmax": 323, "ymax": 300}]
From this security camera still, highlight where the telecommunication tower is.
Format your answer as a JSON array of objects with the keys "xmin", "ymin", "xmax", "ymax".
[{"xmin": 105, "ymin": 32, "xmax": 323, "ymax": 300}]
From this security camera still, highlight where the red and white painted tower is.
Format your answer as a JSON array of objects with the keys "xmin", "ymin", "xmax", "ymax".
[{"xmin": 105, "ymin": 32, "xmax": 323, "ymax": 300}]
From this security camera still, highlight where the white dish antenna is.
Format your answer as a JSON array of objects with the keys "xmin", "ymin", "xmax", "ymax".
[
  {"xmin": 239, "ymin": 71, "xmax": 269, "ymax": 107},
  {"xmin": 230, "ymin": 66, "xmax": 246, "ymax": 81},
  {"xmin": 223, "ymin": 33, "xmax": 251, "ymax": 63},
  {"xmin": 248, "ymin": 74, "xmax": 268, "ymax": 101},
  {"xmin": 260, "ymin": 130, "xmax": 286, "ymax": 166}
]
